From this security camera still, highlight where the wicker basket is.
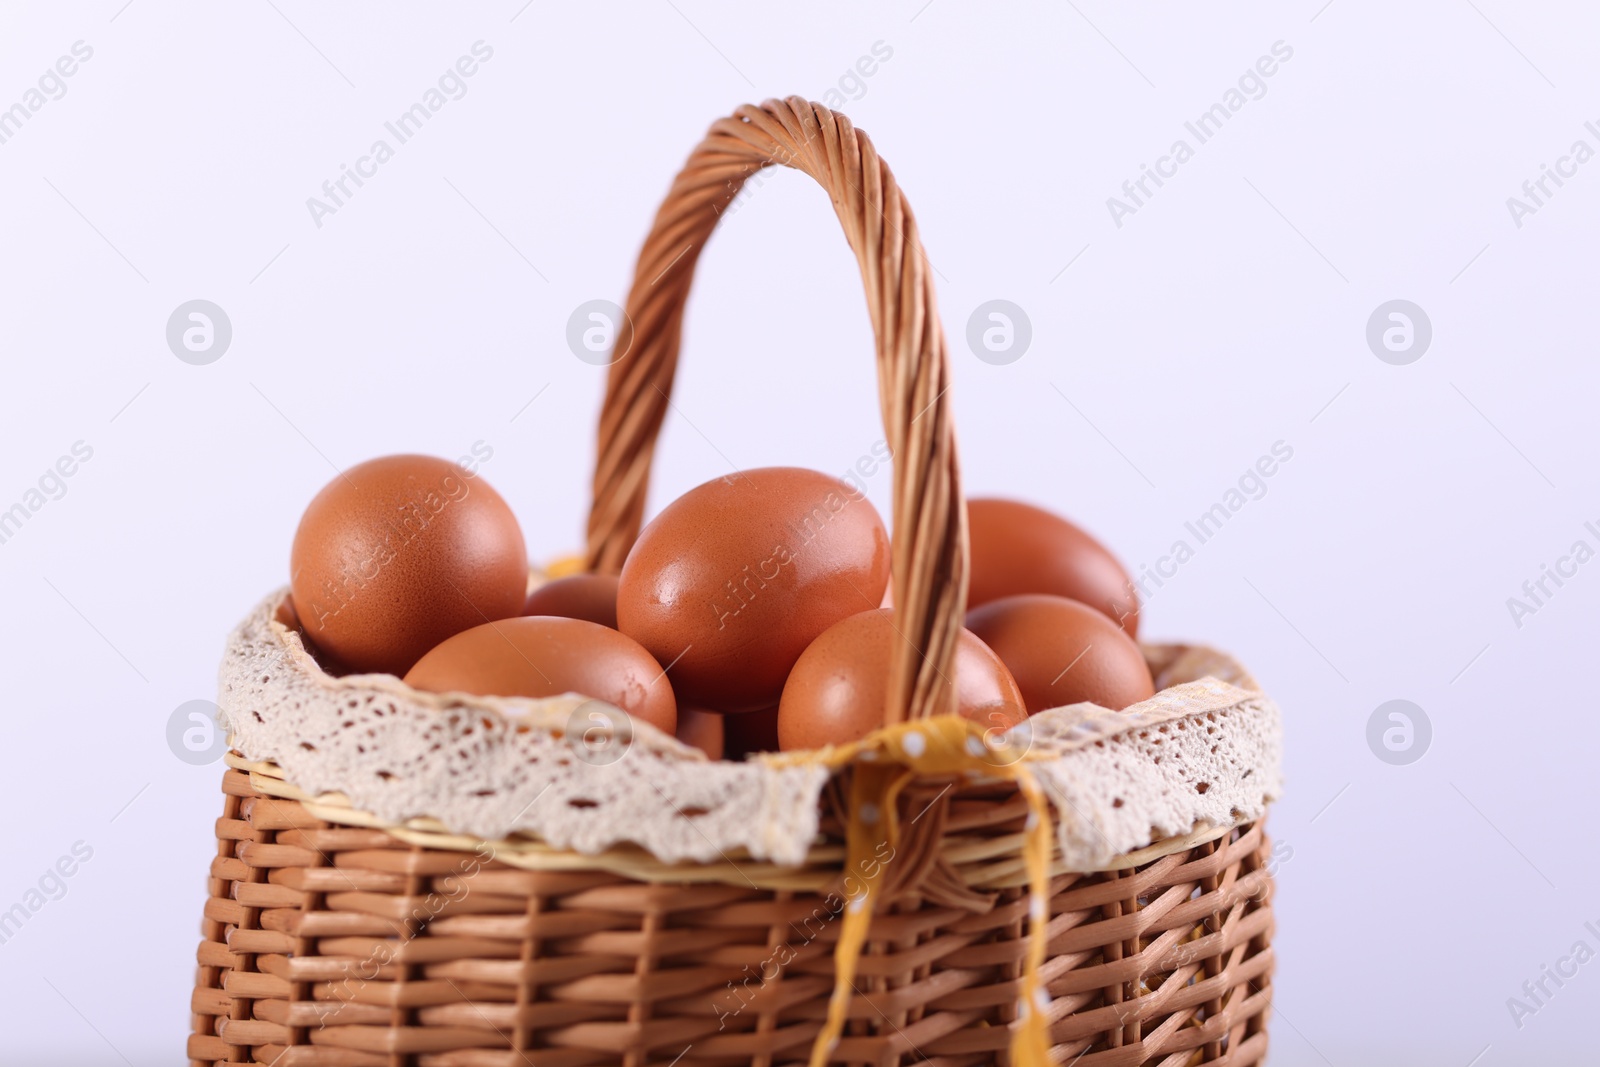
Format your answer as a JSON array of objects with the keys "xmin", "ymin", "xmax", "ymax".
[{"xmin": 190, "ymin": 98, "xmax": 1280, "ymax": 1067}]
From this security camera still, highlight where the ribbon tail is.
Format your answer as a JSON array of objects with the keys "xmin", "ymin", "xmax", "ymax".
[
  {"xmin": 1009, "ymin": 764, "xmax": 1053, "ymax": 1067},
  {"xmin": 809, "ymin": 760, "xmax": 910, "ymax": 1067}
]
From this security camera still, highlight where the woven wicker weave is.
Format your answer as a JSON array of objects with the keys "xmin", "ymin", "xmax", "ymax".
[
  {"xmin": 189, "ymin": 98, "xmax": 1278, "ymax": 1066},
  {"xmin": 191, "ymin": 760, "xmax": 1272, "ymax": 1066}
]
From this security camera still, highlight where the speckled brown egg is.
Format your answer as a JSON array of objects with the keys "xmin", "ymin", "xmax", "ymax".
[
  {"xmin": 967, "ymin": 497, "xmax": 1139, "ymax": 636},
  {"xmin": 777, "ymin": 609, "xmax": 1028, "ymax": 751},
  {"xmin": 402, "ymin": 616, "xmax": 676, "ymax": 735},
  {"xmin": 290, "ymin": 455, "xmax": 527, "ymax": 676},
  {"xmin": 675, "ymin": 707, "xmax": 725, "ymax": 760},
  {"xmin": 965, "ymin": 594, "xmax": 1154, "ymax": 714},
  {"xmin": 524, "ymin": 573, "xmax": 620, "ymax": 629},
  {"xmin": 617, "ymin": 467, "xmax": 890, "ymax": 711}
]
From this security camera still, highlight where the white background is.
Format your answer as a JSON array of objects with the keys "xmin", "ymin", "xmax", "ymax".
[{"xmin": 1, "ymin": 1, "xmax": 1596, "ymax": 1064}]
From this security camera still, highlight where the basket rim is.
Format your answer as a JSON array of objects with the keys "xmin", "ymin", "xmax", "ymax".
[
  {"xmin": 220, "ymin": 587, "xmax": 1283, "ymax": 876},
  {"xmin": 225, "ymin": 750, "xmax": 1256, "ymax": 889}
]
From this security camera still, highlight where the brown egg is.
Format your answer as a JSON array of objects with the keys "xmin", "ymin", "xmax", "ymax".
[
  {"xmin": 777, "ymin": 609, "xmax": 1027, "ymax": 751},
  {"xmin": 617, "ymin": 467, "xmax": 890, "ymax": 711},
  {"xmin": 403, "ymin": 616, "xmax": 676, "ymax": 735},
  {"xmin": 524, "ymin": 573, "xmax": 620, "ymax": 629},
  {"xmin": 278, "ymin": 593, "xmax": 351, "ymax": 676},
  {"xmin": 290, "ymin": 455, "xmax": 527, "ymax": 676},
  {"xmin": 675, "ymin": 707, "xmax": 725, "ymax": 760},
  {"xmin": 965, "ymin": 594, "xmax": 1154, "ymax": 714},
  {"xmin": 723, "ymin": 706, "xmax": 781, "ymax": 760},
  {"xmin": 967, "ymin": 497, "xmax": 1140, "ymax": 636}
]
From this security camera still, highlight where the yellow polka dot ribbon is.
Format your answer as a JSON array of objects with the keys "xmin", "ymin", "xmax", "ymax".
[{"xmin": 771, "ymin": 715, "xmax": 1053, "ymax": 1067}]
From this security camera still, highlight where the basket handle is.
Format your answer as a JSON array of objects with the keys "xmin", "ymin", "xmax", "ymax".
[{"xmin": 583, "ymin": 97, "xmax": 966, "ymax": 725}]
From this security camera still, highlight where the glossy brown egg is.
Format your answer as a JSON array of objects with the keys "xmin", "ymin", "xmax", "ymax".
[
  {"xmin": 617, "ymin": 467, "xmax": 891, "ymax": 711},
  {"xmin": 524, "ymin": 574, "xmax": 620, "ymax": 629},
  {"xmin": 967, "ymin": 497, "xmax": 1139, "ymax": 636},
  {"xmin": 965, "ymin": 594, "xmax": 1154, "ymax": 714},
  {"xmin": 402, "ymin": 616, "xmax": 676, "ymax": 735},
  {"xmin": 290, "ymin": 455, "xmax": 527, "ymax": 676},
  {"xmin": 723, "ymin": 706, "xmax": 781, "ymax": 760},
  {"xmin": 675, "ymin": 707, "xmax": 725, "ymax": 760},
  {"xmin": 777, "ymin": 609, "xmax": 1028, "ymax": 751}
]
